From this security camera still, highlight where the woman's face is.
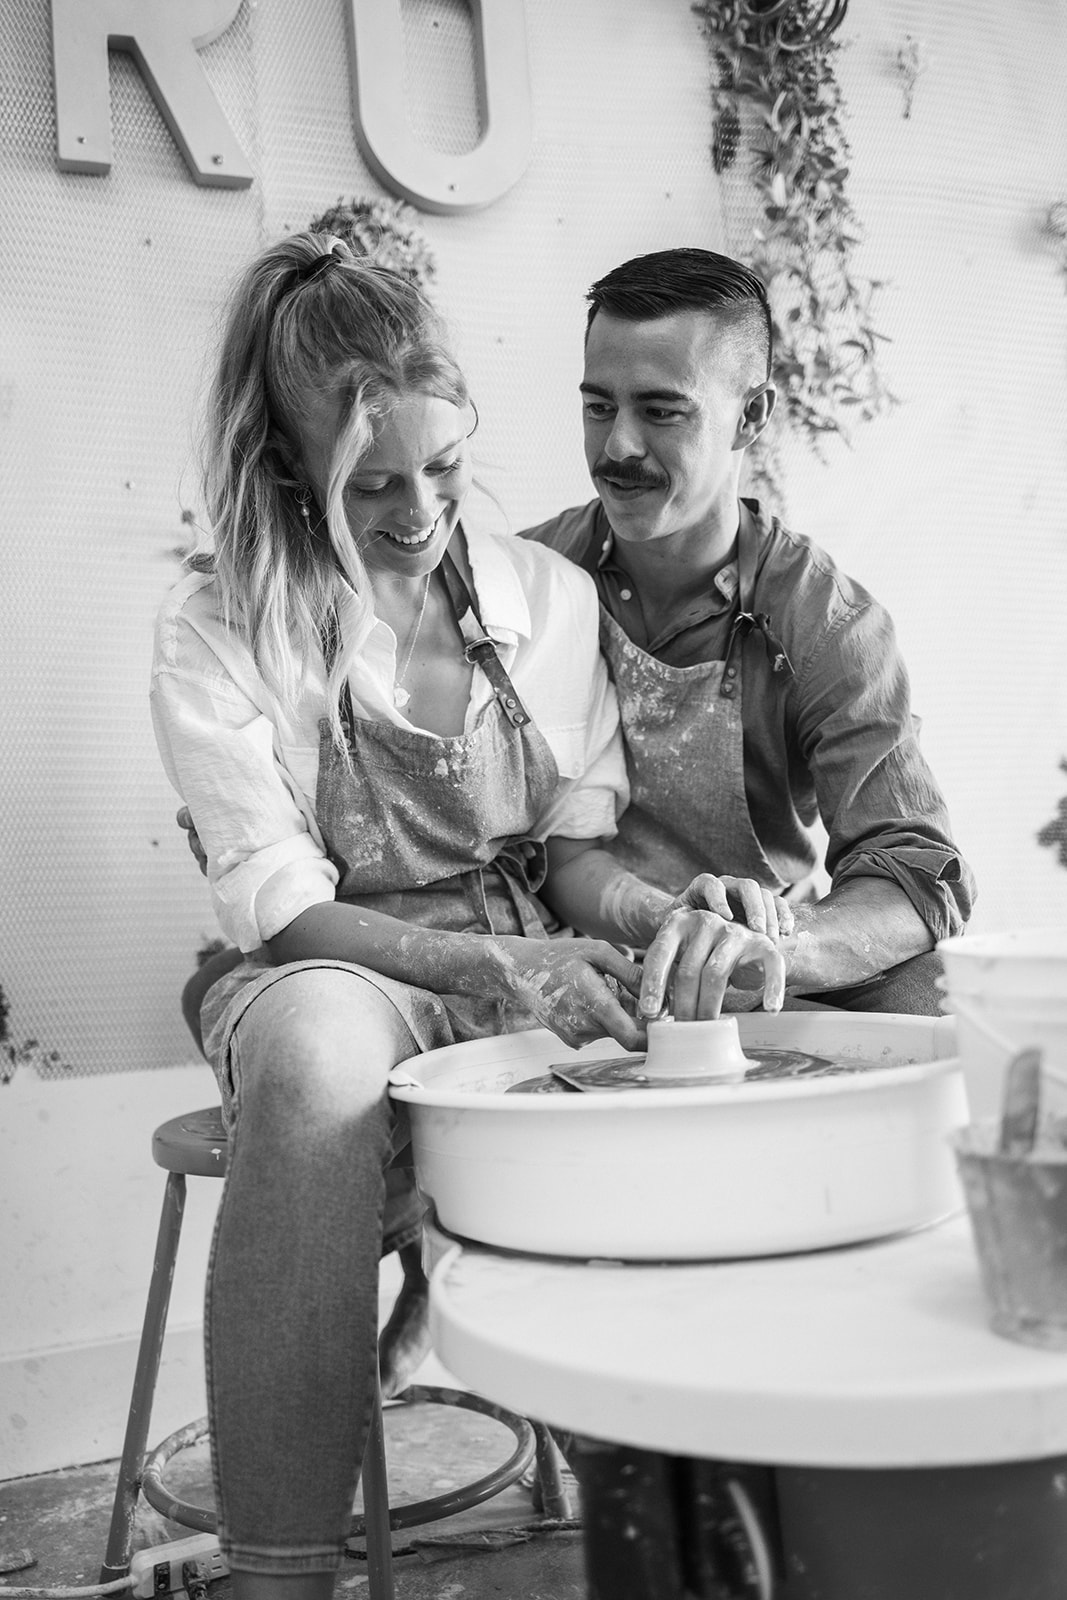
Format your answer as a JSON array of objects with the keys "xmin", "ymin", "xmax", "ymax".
[{"xmin": 296, "ymin": 388, "xmax": 473, "ymax": 581}]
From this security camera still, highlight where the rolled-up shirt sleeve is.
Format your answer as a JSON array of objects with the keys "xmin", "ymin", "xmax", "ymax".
[
  {"xmin": 794, "ymin": 601, "xmax": 976, "ymax": 941},
  {"xmin": 151, "ymin": 640, "xmax": 337, "ymax": 953}
]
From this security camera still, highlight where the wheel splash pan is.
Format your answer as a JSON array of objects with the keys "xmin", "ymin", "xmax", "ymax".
[{"xmin": 389, "ymin": 1012, "xmax": 966, "ymax": 1261}]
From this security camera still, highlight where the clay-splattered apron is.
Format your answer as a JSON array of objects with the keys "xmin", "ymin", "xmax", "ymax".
[
  {"xmin": 314, "ymin": 555, "xmax": 561, "ymax": 1043},
  {"xmin": 201, "ymin": 551, "xmax": 560, "ymax": 1086},
  {"xmin": 602, "ymin": 516, "xmax": 795, "ymax": 897}
]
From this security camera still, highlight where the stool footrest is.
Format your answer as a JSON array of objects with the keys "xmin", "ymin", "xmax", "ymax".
[
  {"xmin": 141, "ymin": 1386, "xmax": 537, "ymax": 1539},
  {"xmin": 357, "ymin": 1385, "xmax": 536, "ymax": 1534}
]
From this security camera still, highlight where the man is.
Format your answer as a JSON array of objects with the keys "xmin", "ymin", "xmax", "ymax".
[{"xmin": 523, "ymin": 247, "xmax": 974, "ymax": 1011}]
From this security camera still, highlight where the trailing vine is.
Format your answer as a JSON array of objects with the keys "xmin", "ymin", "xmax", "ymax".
[
  {"xmin": 694, "ymin": 0, "xmax": 896, "ymax": 492},
  {"xmin": 0, "ymin": 980, "xmax": 74, "ymax": 1083}
]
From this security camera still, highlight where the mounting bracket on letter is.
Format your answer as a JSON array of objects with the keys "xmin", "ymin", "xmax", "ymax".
[
  {"xmin": 50, "ymin": 0, "xmax": 253, "ymax": 188},
  {"xmin": 345, "ymin": 0, "xmax": 533, "ymax": 214}
]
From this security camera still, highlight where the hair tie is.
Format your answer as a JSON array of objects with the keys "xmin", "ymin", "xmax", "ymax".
[{"xmin": 283, "ymin": 242, "xmax": 349, "ymax": 298}]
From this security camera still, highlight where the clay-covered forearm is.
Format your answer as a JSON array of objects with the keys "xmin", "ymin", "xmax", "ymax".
[
  {"xmin": 779, "ymin": 877, "xmax": 934, "ymax": 993},
  {"xmin": 266, "ymin": 900, "xmax": 503, "ymax": 997},
  {"xmin": 541, "ymin": 837, "xmax": 673, "ymax": 946},
  {"xmin": 267, "ymin": 877, "xmax": 648, "ymax": 1052}
]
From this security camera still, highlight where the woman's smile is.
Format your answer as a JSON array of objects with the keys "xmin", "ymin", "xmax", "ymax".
[{"xmin": 375, "ymin": 514, "xmax": 443, "ymax": 549}]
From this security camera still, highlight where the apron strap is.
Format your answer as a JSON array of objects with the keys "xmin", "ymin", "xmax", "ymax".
[
  {"xmin": 319, "ymin": 612, "xmax": 361, "ymax": 740},
  {"xmin": 721, "ymin": 510, "xmax": 795, "ymax": 699},
  {"xmin": 441, "ymin": 547, "xmax": 533, "ymax": 730},
  {"xmin": 318, "ymin": 545, "xmax": 535, "ymax": 735}
]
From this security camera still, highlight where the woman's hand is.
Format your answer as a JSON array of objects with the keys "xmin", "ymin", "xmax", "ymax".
[
  {"xmin": 668, "ymin": 872, "xmax": 794, "ymax": 940},
  {"xmin": 638, "ymin": 908, "xmax": 786, "ymax": 1020},
  {"xmin": 177, "ymin": 806, "xmax": 209, "ymax": 877},
  {"xmin": 482, "ymin": 935, "xmax": 644, "ymax": 1051}
]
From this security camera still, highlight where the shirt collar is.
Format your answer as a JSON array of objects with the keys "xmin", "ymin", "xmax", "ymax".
[
  {"xmin": 460, "ymin": 519, "xmax": 531, "ymax": 647},
  {"xmin": 595, "ymin": 509, "xmax": 740, "ymax": 607},
  {"xmin": 357, "ymin": 521, "xmax": 532, "ymax": 654}
]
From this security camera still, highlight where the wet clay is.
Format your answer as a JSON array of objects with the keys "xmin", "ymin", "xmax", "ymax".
[{"xmin": 507, "ymin": 1045, "xmax": 848, "ymax": 1094}]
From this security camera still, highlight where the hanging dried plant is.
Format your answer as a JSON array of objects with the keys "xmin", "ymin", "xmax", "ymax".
[
  {"xmin": 0, "ymin": 981, "xmax": 73, "ymax": 1083},
  {"xmin": 1037, "ymin": 760, "xmax": 1067, "ymax": 871},
  {"xmin": 307, "ymin": 196, "xmax": 437, "ymax": 292},
  {"xmin": 694, "ymin": 0, "xmax": 896, "ymax": 491}
]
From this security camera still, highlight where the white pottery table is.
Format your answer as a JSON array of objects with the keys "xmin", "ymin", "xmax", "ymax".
[{"xmin": 427, "ymin": 1215, "xmax": 1067, "ymax": 1599}]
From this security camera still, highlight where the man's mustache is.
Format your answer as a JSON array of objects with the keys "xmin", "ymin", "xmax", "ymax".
[{"xmin": 593, "ymin": 461, "xmax": 667, "ymax": 491}]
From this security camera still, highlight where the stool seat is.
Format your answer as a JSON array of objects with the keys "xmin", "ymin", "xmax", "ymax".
[{"xmin": 152, "ymin": 1106, "xmax": 229, "ymax": 1178}]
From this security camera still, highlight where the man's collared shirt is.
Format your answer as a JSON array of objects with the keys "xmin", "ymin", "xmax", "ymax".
[{"xmin": 523, "ymin": 497, "xmax": 975, "ymax": 940}]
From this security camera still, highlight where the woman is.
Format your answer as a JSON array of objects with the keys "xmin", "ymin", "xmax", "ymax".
[{"xmin": 151, "ymin": 231, "xmax": 784, "ymax": 1599}]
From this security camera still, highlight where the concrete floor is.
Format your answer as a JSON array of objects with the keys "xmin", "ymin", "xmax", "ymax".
[{"xmin": 0, "ymin": 1398, "xmax": 585, "ymax": 1600}]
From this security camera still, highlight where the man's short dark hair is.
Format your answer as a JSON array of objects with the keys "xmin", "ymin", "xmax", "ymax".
[{"xmin": 586, "ymin": 248, "xmax": 773, "ymax": 387}]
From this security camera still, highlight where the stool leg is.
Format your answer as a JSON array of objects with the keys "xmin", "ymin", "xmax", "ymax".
[
  {"xmin": 531, "ymin": 1422, "xmax": 575, "ymax": 1519},
  {"xmin": 360, "ymin": 1367, "xmax": 395, "ymax": 1600},
  {"xmin": 100, "ymin": 1173, "xmax": 187, "ymax": 1582}
]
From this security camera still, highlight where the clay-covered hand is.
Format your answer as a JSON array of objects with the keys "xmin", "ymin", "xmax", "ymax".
[
  {"xmin": 638, "ymin": 908, "xmax": 786, "ymax": 1021},
  {"xmin": 668, "ymin": 872, "xmax": 794, "ymax": 940},
  {"xmin": 482, "ymin": 935, "xmax": 644, "ymax": 1051},
  {"xmin": 176, "ymin": 805, "xmax": 209, "ymax": 877}
]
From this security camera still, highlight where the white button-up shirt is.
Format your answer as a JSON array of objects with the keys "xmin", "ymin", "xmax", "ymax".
[{"xmin": 151, "ymin": 526, "xmax": 627, "ymax": 952}]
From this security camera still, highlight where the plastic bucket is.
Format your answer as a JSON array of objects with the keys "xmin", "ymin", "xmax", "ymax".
[
  {"xmin": 952, "ymin": 1121, "xmax": 1067, "ymax": 1350},
  {"xmin": 937, "ymin": 928, "xmax": 1067, "ymax": 1120}
]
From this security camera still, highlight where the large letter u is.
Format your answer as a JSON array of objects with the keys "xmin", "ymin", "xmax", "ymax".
[{"xmin": 344, "ymin": 0, "xmax": 533, "ymax": 214}]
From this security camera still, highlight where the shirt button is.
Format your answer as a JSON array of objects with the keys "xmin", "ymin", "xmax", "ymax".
[
  {"xmin": 620, "ymin": 588, "xmax": 632, "ymax": 601},
  {"xmin": 601, "ymin": 539, "xmax": 611, "ymax": 553},
  {"xmin": 725, "ymin": 665, "xmax": 737, "ymax": 678}
]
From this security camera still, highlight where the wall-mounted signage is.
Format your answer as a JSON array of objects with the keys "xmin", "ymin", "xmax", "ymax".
[
  {"xmin": 50, "ymin": 0, "xmax": 254, "ymax": 188},
  {"xmin": 48, "ymin": 0, "xmax": 532, "ymax": 211},
  {"xmin": 345, "ymin": 0, "xmax": 532, "ymax": 214}
]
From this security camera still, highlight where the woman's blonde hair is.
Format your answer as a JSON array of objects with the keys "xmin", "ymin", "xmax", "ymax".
[{"xmin": 201, "ymin": 229, "xmax": 469, "ymax": 745}]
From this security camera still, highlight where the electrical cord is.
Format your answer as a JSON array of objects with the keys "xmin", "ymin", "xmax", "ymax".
[{"xmin": 0, "ymin": 1580, "xmax": 133, "ymax": 1598}]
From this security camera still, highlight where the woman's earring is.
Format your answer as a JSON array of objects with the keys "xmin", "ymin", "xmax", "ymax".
[{"xmin": 296, "ymin": 484, "xmax": 313, "ymax": 526}]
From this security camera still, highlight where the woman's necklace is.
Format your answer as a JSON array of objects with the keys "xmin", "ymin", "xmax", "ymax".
[{"xmin": 393, "ymin": 572, "xmax": 432, "ymax": 710}]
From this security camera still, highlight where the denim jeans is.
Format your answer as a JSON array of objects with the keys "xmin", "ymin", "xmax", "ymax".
[{"xmin": 203, "ymin": 965, "xmax": 438, "ymax": 1576}]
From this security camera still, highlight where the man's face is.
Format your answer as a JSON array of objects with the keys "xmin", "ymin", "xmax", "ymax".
[{"xmin": 581, "ymin": 309, "xmax": 748, "ymax": 544}]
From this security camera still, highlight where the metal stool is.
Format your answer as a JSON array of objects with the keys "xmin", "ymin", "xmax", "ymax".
[{"xmin": 100, "ymin": 1106, "xmax": 571, "ymax": 1599}]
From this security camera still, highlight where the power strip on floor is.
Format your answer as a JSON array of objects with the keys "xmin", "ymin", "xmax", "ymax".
[{"xmin": 128, "ymin": 1535, "xmax": 229, "ymax": 1598}]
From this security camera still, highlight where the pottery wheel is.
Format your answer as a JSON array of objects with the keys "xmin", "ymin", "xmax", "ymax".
[{"xmin": 507, "ymin": 1045, "xmax": 852, "ymax": 1094}]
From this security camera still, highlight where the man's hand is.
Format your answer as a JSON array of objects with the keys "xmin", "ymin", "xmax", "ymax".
[
  {"xmin": 669, "ymin": 872, "xmax": 794, "ymax": 940},
  {"xmin": 177, "ymin": 806, "xmax": 209, "ymax": 877},
  {"xmin": 638, "ymin": 908, "xmax": 786, "ymax": 1020}
]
